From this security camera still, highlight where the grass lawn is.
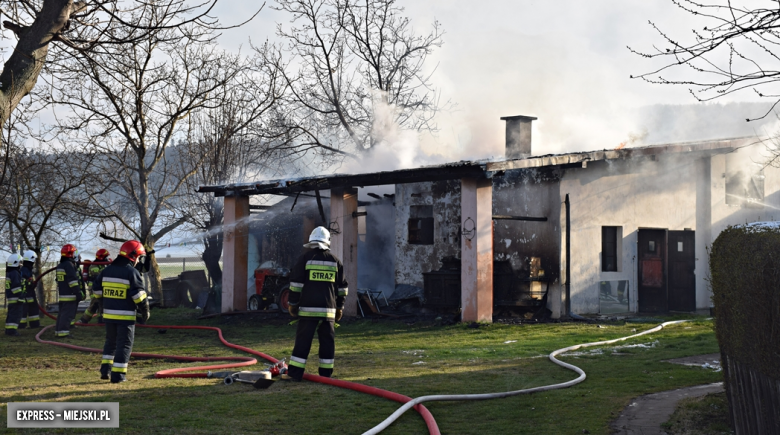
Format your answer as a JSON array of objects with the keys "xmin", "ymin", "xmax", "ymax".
[{"xmin": 0, "ymin": 308, "xmax": 723, "ymax": 434}]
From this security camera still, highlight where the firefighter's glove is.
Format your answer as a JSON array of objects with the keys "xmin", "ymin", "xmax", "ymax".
[
  {"xmin": 335, "ymin": 309, "xmax": 343, "ymax": 322},
  {"xmin": 289, "ymin": 304, "xmax": 299, "ymax": 317},
  {"xmin": 137, "ymin": 300, "xmax": 151, "ymax": 324}
]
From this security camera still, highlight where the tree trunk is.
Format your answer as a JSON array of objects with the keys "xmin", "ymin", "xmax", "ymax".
[
  {"xmin": 34, "ymin": 256, "xmax": 45, "ymax": 307},
  {"xmin": 202, "ymin": 233, "xmax": 223, "ymax": 286},
  {"xmin": 146, "ymin": 252, "xmax": 163, "ymax": 303},
  {"xmin": 0, "ymin": 0, "xmax": 74, "ymax": 129}
]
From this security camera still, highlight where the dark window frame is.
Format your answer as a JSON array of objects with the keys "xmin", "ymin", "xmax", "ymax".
[
  {"xmin": 602, "ymin": 226, "xmax": 618, "ymax": 272},
  {"xmin": 408, "ymin": 205, "xmax": 434, "ymax": 245}
]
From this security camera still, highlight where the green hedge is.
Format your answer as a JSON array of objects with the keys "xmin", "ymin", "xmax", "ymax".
[
  {"xmin": 710, "ymin": 225, "xmax": 780, "ymax": 379},
  {"xmin": 710, "ymin": 224, "xmax": 780, "ymax": 434}
]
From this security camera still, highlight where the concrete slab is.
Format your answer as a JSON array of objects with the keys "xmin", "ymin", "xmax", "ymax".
[{"xmin": 610, "ymin": 382, "xmax": 724, "ymax": 435}]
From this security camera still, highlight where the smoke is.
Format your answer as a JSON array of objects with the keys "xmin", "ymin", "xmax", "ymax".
[{"xmin": 341, "ymin": 91, "xmax": 449, "ymax": 175}]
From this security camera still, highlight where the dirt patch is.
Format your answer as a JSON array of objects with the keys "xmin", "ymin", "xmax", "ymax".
[{"xmin": 663, "ymin": 353, "xmax": 721, "ymax": 371}]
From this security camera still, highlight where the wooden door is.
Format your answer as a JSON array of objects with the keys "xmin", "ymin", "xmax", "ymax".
[
  {"xmin": 668, "ymin": 230, "xmax": 696, "ymax": 312},
  {"xmin": 638, "ymin": 229, "xmax": 667, "ymax": 313}
]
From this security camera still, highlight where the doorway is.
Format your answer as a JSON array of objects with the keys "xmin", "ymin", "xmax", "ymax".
[
  {"xmin": 668, "ymin": 230, "xmax": 696, "ymax": 312},
  {"xmin": 638, "ymin": 229, "xmax": 667, "ymax": 313},
  {"xmin": 637, "ymin": 229, "xmax": 696, "ymax": 313}
]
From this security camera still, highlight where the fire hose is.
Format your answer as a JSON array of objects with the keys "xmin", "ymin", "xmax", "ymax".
[
  {"xmin": 361, "ymin": 320, "xmax": 691, "ymax": 435},
  {"xmin": 30, "ymin": 265, "xmax": 442, "ymax": 435}
]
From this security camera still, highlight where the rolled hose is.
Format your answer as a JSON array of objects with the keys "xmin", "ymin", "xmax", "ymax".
[
  {"xmin": 362, "ymin": 320, "xmax": 692, "ymax": 435},
  {"xmin": 32, "ymin": 266, "xmax": 441, "ymax": 434}
]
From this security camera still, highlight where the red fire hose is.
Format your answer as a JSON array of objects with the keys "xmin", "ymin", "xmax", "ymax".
[{"xmin": 32, "ymin": 265, "xmax": 441, "ymax": 434}]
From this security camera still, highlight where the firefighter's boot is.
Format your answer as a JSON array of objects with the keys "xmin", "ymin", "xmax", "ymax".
[
  {"xmin": 100, "ymin": 363, "xmax": 111, "ymax": 380},
  {"xmin": 110, "ymin": 372, "xmax": 126, "ymax": 384}
]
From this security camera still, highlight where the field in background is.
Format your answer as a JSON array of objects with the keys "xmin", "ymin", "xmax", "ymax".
[
  {"xmin": 0, "ymin": 258, "xmax": 215, "ymax": 307},
  {"xmin": 0, "ymin": 309, "xmax": 723, "ymax": 434}
]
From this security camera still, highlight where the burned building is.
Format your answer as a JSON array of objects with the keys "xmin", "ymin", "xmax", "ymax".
[{"xmin": 200, "ymin": 116, "xmax": 776, "ymax": 321}]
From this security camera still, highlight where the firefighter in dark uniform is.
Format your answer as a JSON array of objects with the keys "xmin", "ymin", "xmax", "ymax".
[
  {"xmin": 5, "ymin": 254, "xmax": 24, "ymax": 336},
  {"xmin": 19, "ymin": 250, "xmax": 40, "ymax": 329},
  {"xmin": 55, "ymin": 244, "xmax": 85, "ymax": 338},
  {"xmin": 283, "ymin": 226, "xmax": 348, "ymax": 381},
  {"xmin": 93, "ymin": 240, "xmax": 150, "ymax": 383},
  {"xmin": 79, "ymin": 248, "xmax": 111, "ymax": 324}
]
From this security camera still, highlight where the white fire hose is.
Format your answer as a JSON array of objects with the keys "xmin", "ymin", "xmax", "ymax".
[{"xmin": 363, "ymin": 320, "xmax": 692, "ymax": 435}]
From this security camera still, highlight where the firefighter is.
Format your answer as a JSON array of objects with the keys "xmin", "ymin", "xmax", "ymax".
[
  {"xmin": 20, "ymin": 250, "xmax": 40, "ymax": 329},
  {"xmin": 282, "ymin": 226, "xmax": 348, "ymax": 381},
  {"xmin": 93, "ymin": 240, "xmax": 150, "ymax": 383},
  {"xmin": 5, "ymin": 254, "xmax": 24, "ymax": 336},
  {"xmin": 55, "ymin": 244, "xmax": 85, "ymax": 338},
  {"xmin": 79, "ymin": 248, "xmax": 111, "ymax": 324}
]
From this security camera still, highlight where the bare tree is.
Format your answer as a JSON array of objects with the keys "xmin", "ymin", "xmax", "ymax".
[
  {"xmin": 0, "ymin": 0, "xmax": 254, "ymax": 132},
  {"xmin": 179, "ymin": 54, "xmax": 287, "ymax": 285},
  {"xmin": 45, "ymin": 18, "xmax": 248, "ymax": 301},
  {"xmin": 0, "ymin": 142, "xmax": 102, "ymax": 304},
  {"xmin": 630, "ymin": 1, "xmax": 780, "ymax": 121},
  {"xmin": 266, "ymin": 0, "xmax": 443, "ymax": 161}
]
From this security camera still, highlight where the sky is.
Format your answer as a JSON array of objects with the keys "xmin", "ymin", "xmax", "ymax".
[
  {"xmin": 211, "ymin": 0, "xmax": 780, "ymax": 167},
  {"xmin": 7, "ymin": 0, "xmax": 780, "ymax": 258}
]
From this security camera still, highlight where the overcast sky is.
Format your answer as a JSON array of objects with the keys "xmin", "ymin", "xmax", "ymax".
[{"xmin": 209, "ymin": 0, "xmax": 779, "ymax": 166}]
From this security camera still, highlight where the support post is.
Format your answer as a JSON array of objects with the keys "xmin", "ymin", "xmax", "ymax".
[
  {"xmin": 461, "ymin": 178, "xmax": 493, "ymax": 323},
  {"xmin": 222, "ymin": 194, "xmax": 250, "ymax": 312},
  {"xmin": 330, "ymin": 187, "xmax": 359, "ymax": 317}
]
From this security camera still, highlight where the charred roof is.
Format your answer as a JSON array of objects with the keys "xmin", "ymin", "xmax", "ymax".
[{"xmin": 198, "ymin": 137, "xmax": 754, "ymax": 197}]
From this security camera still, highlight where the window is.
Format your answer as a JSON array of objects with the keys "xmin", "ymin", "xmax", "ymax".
[
  {"xmin": 602, "ymin": 226, "xmax": 620, "ymax": 272},
  {"xmin": 408, "ymin": 205, "xmax": 434, "ymax": 245},
  {"xmin": 726, "ymin": 153, "xmax": 764, "ymax": 207}
]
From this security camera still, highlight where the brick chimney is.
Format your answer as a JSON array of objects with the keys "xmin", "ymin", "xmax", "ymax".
[{"xmin": 500, "ymin": 115, "xmax": 537, "ymax": 159}]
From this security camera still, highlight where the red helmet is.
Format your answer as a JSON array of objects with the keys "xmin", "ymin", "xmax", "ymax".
[
  {"xmin": 119, "ymin": 240, "xmax": 146, "ymax": 262},
  {"xmin": 61, "ymin": 244, "xmax": 79, "ymax": 258},
  {"xmin": 96, "ymin": 248, "xmax": 111, "ymax": 261}
]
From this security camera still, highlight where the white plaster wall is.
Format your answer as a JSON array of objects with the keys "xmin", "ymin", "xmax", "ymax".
[
  {"xmin": 561, "ymin": 144, "xmax": 780, "ymax": 314},
  {"xmin": 561, "ymin": 155, "xmax": 700, "ymax": 314},
  {"xmin": 706, "ymin": 146, "xmax": 780, "ymax": 305}
]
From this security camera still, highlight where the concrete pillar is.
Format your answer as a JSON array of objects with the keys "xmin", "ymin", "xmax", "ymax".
[
  {"xmin": 330, "ymin": 188, "xmax": 359, "ymax": 317},
  {"xmin": 222, "ymin": 195, "xmax": 249, "ymax": 312},
  {"xmin": 695, "ymin": 156, "xmax": 712, "ymax": 311},
  {"xmin": 461, "ymin": 178, "xmax": 493, "ymax": 323}
]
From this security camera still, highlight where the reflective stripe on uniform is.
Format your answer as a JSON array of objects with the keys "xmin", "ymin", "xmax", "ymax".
[
  {"xmin": 25, "ymin": 297, "xmax": 35, "ymax": 303},
  {"xmin": 68, "ymin": 280, "xmax": 80, "ymax": 288},
  {"xmin": 26, "ymin": 315, "xmax": 39, "ymax": 321},
  {"xmin": 299, "ymin": 307, "xmax": 336, "ymax": 319},
  {"xmin": 130, "ymin": 290, "xmax": 147, "ymax": 304},
  {"xmin": 338, "ymin": 286, "xmax": 348, "ymax": 296},
  {"xmin": 10, "ymin": 286, "xmax": 22, "ymax": 294},
  {"xmin": 59, "ymin": 295, "xmax": 77, "ymax": 302},
  {"xmin": 290, "ymin": 356, "xmax": 307, "ymax": 368},
  {"xmin": 5, "ymin": 322, "xmax": 19, "ymax": 329},
  {"xmin": 103, "ymin": 309, "xmax": 136, "ymax": 321},
  {"xmin": 6, "ymin": 297, "xmax": 19, "ymax": 303},
  {"xmin": 289, "ymin": 282, "xmax": 304, "ymax": 292},
  {"xmin": 305, "ymin": 260, "xmax": 338, "ymax": 271},
  {"xmin": 103, "ymin": 277, "xmax": 130, "ymax": 286},
  {"xmin": 55, "ymin": 331, "xmax": 70, "ymax": 336},
  {"xmin": 319, "ymin": 358, "xmax": 334, "ymax": 369},
  {"xmin": 112, "ymin": 362, "xmax": 128, "ymax": 373},
  {"xmin": 102, "ymin": 355, "xmax": 114, "ymax": 364}
]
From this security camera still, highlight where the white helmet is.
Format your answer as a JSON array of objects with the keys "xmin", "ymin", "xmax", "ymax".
[
  {"xmin": 22, "ymin": 250, "xmax": 37, "ymax": 263},
  {"xmin": 304, "ymin": 226, "xmax": 331, "ymax": 249},
  {"xmin": 6, "ymin": 253, "xmax": 21, "ymax": 268}
]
